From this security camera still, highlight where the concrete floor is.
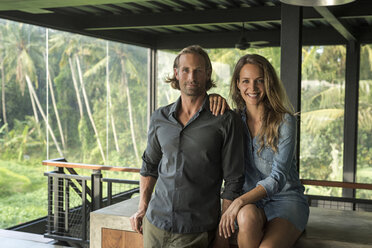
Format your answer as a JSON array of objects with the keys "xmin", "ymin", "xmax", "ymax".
[
  {"xmin": 0, "ymin": 229, "xmax": 71, "ymax": 248},
  {"xmin": 294, "ymin": 207, "xmax": 372, "ymax": 248}
]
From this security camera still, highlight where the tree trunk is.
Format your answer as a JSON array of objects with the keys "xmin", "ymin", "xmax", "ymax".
[
  {"xmin": 120, "ymin": 58, "xmax": 139, "ymax": 163},
  {"xmin": 48, "ymin": 70, "xmax": 66, "ymax": 150},
  {"xmin": 75, "ymin": 55, "xmax": 106, "ymax": 164},
  {"xmin": 1, "ymin": 60, "xmax": 7, "ymax": 131},
  {"xmin": 25, "ymin": 75, "xmax": 63, "ymax": 157},
  {"xmin": 28, "ymin": 78, "xmax": 39, "ymax": 124},
  {"xmin": 69, "ymin": 56, "xmax": 83, "ymax": 119},
  {"xmin": 106, "ymin": 74, "xmax": 120, "ymax": 152}
]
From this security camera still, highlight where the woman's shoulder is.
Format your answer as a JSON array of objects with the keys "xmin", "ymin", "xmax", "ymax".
[
  {"xmin": 283, "ymin": 113, "xmax": 296, "ymax": 123},
  {"xmin": 279, "ymin": 113, "xmax": 297, "ymax": 133}
]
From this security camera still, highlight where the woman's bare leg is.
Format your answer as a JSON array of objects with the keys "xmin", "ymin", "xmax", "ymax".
[
  {"xmin": 236, "ymin": 204, "xmax": 266, "ymax": 248},
  {"xmin": 259, "ymin": 218, "xmax": 302, "ymax": 248}
]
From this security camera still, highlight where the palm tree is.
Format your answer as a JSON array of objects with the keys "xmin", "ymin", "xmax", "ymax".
[
  {"xmin": 0, "ymin": 53, "xmax": 6, "ymax": 131},
  {"xmin": 75, "ymin": 55, "xmax": 106, "ymax": 163},
  {"xmin": 1, "ymin": 22, "xmax": 44, "ymax": 130},
  {"xmin": 26, "ymin": 75, "xmax": 63, "ymax": 156}
]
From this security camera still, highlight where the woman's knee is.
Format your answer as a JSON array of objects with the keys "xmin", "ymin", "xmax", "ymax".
[{"xmin": 237, "ymin": 204, "xmax": 265, "ymax": 230}]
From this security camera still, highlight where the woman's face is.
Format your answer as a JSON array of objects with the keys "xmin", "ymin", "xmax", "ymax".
[{"xmin": 237, "ymin": 63, "xmax": 266, "ymax": 107}]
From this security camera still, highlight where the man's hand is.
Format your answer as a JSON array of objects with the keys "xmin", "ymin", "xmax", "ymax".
[{"xmin": 130, "ymin": 209, "xmax": 146, "ymax": 234}]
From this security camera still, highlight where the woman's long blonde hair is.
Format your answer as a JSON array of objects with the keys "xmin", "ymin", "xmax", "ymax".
[{"xmin": 230, "ymin": 54, "xmax": 294, "ymax": 153}]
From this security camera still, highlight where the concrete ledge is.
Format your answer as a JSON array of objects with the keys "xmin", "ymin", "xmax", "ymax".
[
  {"xmin": 90, "ymin": 197, "xmax": 139, "ymax": 248},
  {"xmin": 90, "ymin": 197, "xmax": 372, "ymax": 248}
]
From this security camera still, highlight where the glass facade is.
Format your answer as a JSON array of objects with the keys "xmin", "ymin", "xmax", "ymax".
[
  {"xmin": 356, "ymin": 44, "xmax": 372, "ymax": 199},
  {"xmin": 0, "ymin": 19, "xmax": 148, "ymax": 228},
  {"xmin": 0, "ymin": 18, "xmax": 371, "ymax": 229},
  {"xmin": 300, "ymin": 45, "xmax": 346, "ymax": 197}
]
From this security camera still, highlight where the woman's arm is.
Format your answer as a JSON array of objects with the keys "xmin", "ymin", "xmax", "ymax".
[
  {"xmin": 219, "ymin": 185, "xmax": 267, "ymax": 239},
  {"xmin": 256, "ymin": 114, "xmax": 296, "ymax": 197},
  {"xmin": 209, "ymin": 93, "xmax": 230, "ymax": 116}
]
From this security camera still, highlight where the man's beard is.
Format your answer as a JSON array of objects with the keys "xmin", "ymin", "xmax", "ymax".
[{"xmin": 183, "ymin": 81, "xmax": 204, "ymax": 96}]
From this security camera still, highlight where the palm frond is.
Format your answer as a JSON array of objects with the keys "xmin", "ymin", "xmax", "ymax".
[
  {"xmin": 308, "ymin": 85, "xmax": 344, "ymax": 109},
  {"xmin": 358, "ymin": 107, "xmax": 372, "ymax": 131},
  {"xmin": 301, "ymin": 108, "xmax": 344, "ymax": 133},
  {"xmin": 83, "ymin": 57, "xmax": 107, "ymax": 78}
]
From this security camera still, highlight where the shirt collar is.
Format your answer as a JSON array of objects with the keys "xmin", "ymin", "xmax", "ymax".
[{"xmin": 168, "ymin": 94, "xmax": 209, "ymax": 118}]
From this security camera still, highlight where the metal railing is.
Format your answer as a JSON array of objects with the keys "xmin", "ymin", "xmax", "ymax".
[
  {"xmin": 43, "ymin": 158, "xmax": 140, "ymax": 248},
  {"xmin": 301, "ymin": 179, "xmax": 372, "ymax": 211}
]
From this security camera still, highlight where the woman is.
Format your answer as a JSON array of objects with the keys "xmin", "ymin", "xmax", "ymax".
[{"xmin": 210, "ymin": 54, "xmax": 309, "ymax": 248}]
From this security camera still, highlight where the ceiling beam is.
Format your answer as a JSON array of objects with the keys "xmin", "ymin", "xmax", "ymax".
[
  {"xmin": 314, "ymin": 6, "xmax": 356, "ymax": 41},
  {"xmin": 83, "ymin": 6, "xmax": 281, "ymax": 30},
  {"xmin": 0, "ymin": 0, "xmax": 152, "ymax": 11},
  {"xmin": 78, "ymin": 3, "xmax": 372, "ymax": 31},
  {"xmin": 155, "ymin": 30, "xmax": 280, "ymax": 50},
  {"xmin": 155, "ymin": 26, "xmax": 351, "ymax": 50},
  {"xmin": 0, "ymin": 11, "xmax": 156, "ymax": 48}
]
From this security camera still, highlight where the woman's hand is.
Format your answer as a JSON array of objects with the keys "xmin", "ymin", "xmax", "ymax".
[
  {"xmin": 219, "ymin": 198, "xmax": 243, "ymax": 239},
  {"xmin": 209, "ymin": 94, "xmax": 230, "ymax": 116}
]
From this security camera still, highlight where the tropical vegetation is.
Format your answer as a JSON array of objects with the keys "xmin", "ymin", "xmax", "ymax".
[{"xmin": 0, "ymin": 19, "xmax": 371, "ymax": 228}]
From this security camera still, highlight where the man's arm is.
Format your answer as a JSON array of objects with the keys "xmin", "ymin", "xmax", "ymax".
[
  {"xmin": 130, "ymin": 175, "xmax": 156, "ymax": 234},
  {"xmin": 220, "ymin": 111, "xmax": 245, "ymax": 201},
  {"xmin": 213, "ymin": 199, "xmax": 233, "ymax": 248},
  {"xmin": 130, "ymin": 111, "xmax": 161, "ymax": 234},
  {"xmin": 214, "ymin": 112, "xmax": 245, "ymax": 247}
]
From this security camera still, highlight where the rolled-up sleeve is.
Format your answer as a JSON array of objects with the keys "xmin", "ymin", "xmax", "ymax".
[
  {"xmin": 257, "ymin": 114, "xmax": 296, "ymax": 198},
  {"xmin": 140, "ymin": 112, "xmax": 162, "ymax": 179},
  {"xmin": 220, "ymin": 111, "xmax": 245, "ymax": 201}
]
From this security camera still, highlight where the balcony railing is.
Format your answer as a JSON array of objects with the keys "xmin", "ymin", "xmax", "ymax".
[
  {"xmin": 300, "ymin": 179, "xmax": 372, "ymax": 211},
  {"xmin": 43, "ymin": 158, "xmax": 140, "ymax": 248},
  {"xmin": 42, "ymin": 158, "xmax": 372, "ymax": 247}
]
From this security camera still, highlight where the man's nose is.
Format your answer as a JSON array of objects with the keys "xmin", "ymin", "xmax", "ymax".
[{"xmin": 188, "ymin": 71, "xmax": 197, "ymax": 81}]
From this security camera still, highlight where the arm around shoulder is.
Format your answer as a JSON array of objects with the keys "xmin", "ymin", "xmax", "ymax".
[{"xmin": 220, "ymin": 111, "xmax": 245, "ymax": 201}]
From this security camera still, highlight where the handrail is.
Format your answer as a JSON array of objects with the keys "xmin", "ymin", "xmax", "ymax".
[
  {"xmin": 43, "ymin": 159, "xmax": 141, "ymax": 173},
  {"xmin": 301, "ymin": 179, "xmax": 372, "ymax": 190}
]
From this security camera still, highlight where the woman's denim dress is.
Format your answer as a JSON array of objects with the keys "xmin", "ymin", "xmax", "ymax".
[{"xmin": 241, "ymin": 111, "xmax": 309, "ymax": 231}]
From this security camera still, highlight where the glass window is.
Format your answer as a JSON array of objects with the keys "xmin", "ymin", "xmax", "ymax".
[
  {"xmin": 156, "ymin": 47, "xmax": 281, "ymax": 107},
  {"xmin": 0, "ymin": 19, "xmax": 148, "ymax": 228},
  {"xmin": 356, "ymin": 44, "xmax": 372, "ymax": 200},
  {"xmin": 300, "ymin": 45, "xmax": 346, "ymax": 197}
]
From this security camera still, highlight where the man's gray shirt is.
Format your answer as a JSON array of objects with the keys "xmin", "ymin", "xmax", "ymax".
[{"xmin": 140, "ymin": 95, "xmax": 244, "ymax": 234}]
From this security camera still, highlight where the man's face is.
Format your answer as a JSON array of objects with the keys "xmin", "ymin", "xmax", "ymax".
[{"xmin": 175, "ymin": 53, "xmax": 210, "ymax": 97}]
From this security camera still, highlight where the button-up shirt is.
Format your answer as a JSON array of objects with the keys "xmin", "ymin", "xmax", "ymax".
[
  {"xmin": 140, "ymin": 95, "xmax": 244, "ymax": 234},
  {"xmin": 240, "ymin": 110, "xmax": 306, "ymax": 200}
]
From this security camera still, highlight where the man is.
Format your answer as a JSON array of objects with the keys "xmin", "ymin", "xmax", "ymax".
[{"xmin": 130, "ymin": 45, "xmax": 244, "ymax": 247}]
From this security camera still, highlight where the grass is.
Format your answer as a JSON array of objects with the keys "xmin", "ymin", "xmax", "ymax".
[
  {"xmin": 0, "ymin": 159, "xmax": 47, "ymax": 228},
  {"xmin": 0, "ymin": 158, "xmax": 141, "ymax": 229}
]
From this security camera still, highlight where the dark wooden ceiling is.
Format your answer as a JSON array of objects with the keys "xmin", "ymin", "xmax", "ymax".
[{"xmin": 0, "ymin": 0, "xmax": 371, "ymax": 49}]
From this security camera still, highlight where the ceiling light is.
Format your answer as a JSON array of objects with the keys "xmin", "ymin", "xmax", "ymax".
[{"xmin": 280, "ymin": 0, "xmax": 355, "ymax": 6}]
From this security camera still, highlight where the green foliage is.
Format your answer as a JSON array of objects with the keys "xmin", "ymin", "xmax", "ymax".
[
  {"xmin": 0, "ymin": 167, "xmax": 31, "ymax": 196},
  {"xmin": 1, "ymin": 20, "xmax": 372, "ymax": 229},
  {"xmin": 0, "ymin": 159, "xmax": 47, "ymax": 228}
]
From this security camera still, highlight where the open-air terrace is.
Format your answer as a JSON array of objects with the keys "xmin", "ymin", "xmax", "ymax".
[{"xmin": 0, "ymin": 0, "xmax": 371, "ymax": 247}]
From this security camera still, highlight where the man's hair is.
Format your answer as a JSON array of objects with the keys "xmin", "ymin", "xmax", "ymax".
[{"xmin": 165, "ymin": 45, "xmax": 216, "ymax": 90}]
